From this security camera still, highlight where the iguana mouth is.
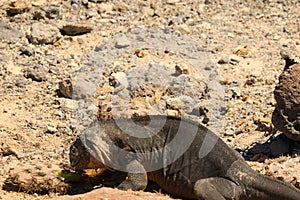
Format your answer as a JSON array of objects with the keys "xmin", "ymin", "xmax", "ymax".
[
  {"xmin": 69, "ymin": 145, "xmax": 80, "ymax": 167},
  {"xmin": 69, "ymin": 139, "xmax": 90, "ymax": 171},
  {"xmin": 69, "ymin": 137, "xmax": 108, "ymax": 172}
]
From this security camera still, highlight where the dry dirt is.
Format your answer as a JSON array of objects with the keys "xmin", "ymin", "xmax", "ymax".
[{"xmin": 0, "ymin": 0, "xmax": 300, "ymax": 199}]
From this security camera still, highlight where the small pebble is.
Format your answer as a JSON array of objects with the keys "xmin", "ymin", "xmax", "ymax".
[
  {"xmin": 115, "ymin": 36, "xmax": 131, "ymax": 48},
  {"xmin": 46, "ymin": 6, "xmax": 60, "ymax": 19},
  {"xmin": 175, "ymin": 63, "xmax": 190, "ymax": 74},
  {"xmin": 245, "ymin": 75, "xmax": 257, "ymax": 85},
  {"xmin": 71, "ymin": 0, "xmax": 82, "ymax": 4},
  {"xmin": 229, "ymin": 55, "xmax": 241, "ymax": 65},
  {"xmin": 218, "ymin": 57, "xmax": 229, "ymax": 64},
  {"xmin": 229, "ymin": 87, "xmax": 242, "ymax": 98},
  {"xmin": 25, "ymin": 69, "xmax": 47, "ymax": 82},
  {"xmin": 20, "ymin": 46, "xmax": 33, "ymax": 56},
  {"xmin": 46, "ymin": 126, "xmax": 58, "ymax": 134}
]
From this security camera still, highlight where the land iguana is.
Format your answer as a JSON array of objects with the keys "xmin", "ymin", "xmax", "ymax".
[{"xmin": 70, "ymin": 115, "xmax": 300, "ymax": 200}]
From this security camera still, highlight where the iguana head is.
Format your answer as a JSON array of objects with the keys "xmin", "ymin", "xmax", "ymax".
[{"xmin": 70, "ymin": 138, "xmax": 107, "ymax": 171}]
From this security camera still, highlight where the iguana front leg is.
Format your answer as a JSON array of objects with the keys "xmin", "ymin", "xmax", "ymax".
[
  {"xmin": 194, "ymin": 177, "xmax": 243, "ymax": 200},
  {"xmin": 117, "ymin": 160, "xmax": 148, "ymax": 191}
]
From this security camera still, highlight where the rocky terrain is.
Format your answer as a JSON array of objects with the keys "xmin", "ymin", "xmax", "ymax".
[{"xmin": 0, "ymin": 0, "xmax": 300, "ymax": 199}]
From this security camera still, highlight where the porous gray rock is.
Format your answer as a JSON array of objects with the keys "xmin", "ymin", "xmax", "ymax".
[
  {"xmin": 25, "ymin": 68, "xmax": 47, "ymax": 82},
  {"xmin": 0, "ymin": 22, "xmax": 24, "ymax": 43},
  {"xmin": 72, "ymin": 27, "xmax": 225, "ymax": 134},
  {"xmin": 27, "ymin": 22, "xmax": 61, "ymax": 45}
]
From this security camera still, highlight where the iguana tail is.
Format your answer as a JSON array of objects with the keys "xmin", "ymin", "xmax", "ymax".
[
  {"xmin": 227, "ymin": 160, "xmax": 300, "ymax": 200},
  {"xmin": 247, "ymin": 173, "xmax": 300, "ymax": 200}
]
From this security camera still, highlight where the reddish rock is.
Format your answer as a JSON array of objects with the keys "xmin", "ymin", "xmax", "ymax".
[{"xmin": 272, "ymin": 52, "xmax": 300, "ymax": 141}]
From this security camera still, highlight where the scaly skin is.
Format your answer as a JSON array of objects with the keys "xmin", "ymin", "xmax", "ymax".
[{"xmin": 70, "ymin": 116, "xmax": 300, "ymax": 200}]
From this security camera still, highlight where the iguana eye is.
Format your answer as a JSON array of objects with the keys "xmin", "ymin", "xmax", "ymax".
[{"xmin": 70, "ymin": 145, "xmax": 79, "ymax": 157}]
